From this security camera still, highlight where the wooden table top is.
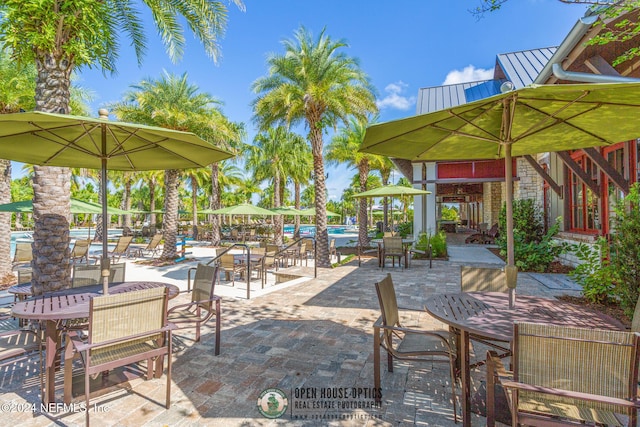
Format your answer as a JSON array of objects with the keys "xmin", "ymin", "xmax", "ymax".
[
  {"xmin": 11, "ymin": 281, "xmax": 180, "ymax": 321},
  {"xmin": 424, "ymin": 292, "xmax": 626, "ymax": 342}
]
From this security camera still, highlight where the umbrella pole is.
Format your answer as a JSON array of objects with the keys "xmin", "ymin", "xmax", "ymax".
[
  {"xmin": 504, "ymin": 143, "xmax": 517, "ymax": 308},
  {"xmin": 100, "ymin": 124, "xmax": 110, "ymax": 294}
]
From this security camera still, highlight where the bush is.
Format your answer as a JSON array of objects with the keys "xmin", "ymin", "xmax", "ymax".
[
  {"xmin": 396, "ymin": 221, "xmax": 413, "ymax": 238},
  {"xmin": 568, "ymin": 238, "xmax": 616, "ymax": 304},
  {"xmin": 497, "ymin": 199, "xmax": 568, "ymax": 272},
  {"xmin": 609, "ymin": 183, "xmax": 640, "ymax": 318},
  {"xmin": 414, "ymin": 231, "xmax": 447, "ymax": 258}
]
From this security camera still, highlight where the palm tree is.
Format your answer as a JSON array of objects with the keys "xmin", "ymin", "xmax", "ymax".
[
  {"xmin": 370, "ymin": 156, "xmax": 395, "ymax": 230},
  {"xmin": 139, "ymin": 170, "xmax": 164, "ymax": 229},
  {"xmin": 326, "ymin": 117, "xmax": 374, "ymax": 248},
  {"xmin": 110, "ymin": 71, "xmax": 241, "ymax": 260},
  {"xmin": 0, "ymin": 0, "xmax": 244, "ymax": 291},
  {"xmin": 252, "ymin": 27, "xmax": 377, "ymax": 267},
  {"xmin": 286, "ymin": 135, "xmax": 313, "ymax": 238},
  {"xmin": 246, "ymin": 127, "xmax": 305, "ymax": 245},
  {"xmin": 184, "ymin": 167, "xmax": 211, "ymax": 225}
]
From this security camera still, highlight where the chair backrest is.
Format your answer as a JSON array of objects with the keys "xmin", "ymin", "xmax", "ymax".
[
  {"xmin": 487, "ymin": 223, "xmax": 499, "ymax": 238},
  {"xmin": 266, "ymin": 244, "xmax": 279, "ymax": 254},
  {"xmin": 71, "ymin": 239, "xmax": 91, "ymax": 259},
  {"xmin": 383, "ymin": 237, "xmax": 403, "ymax": 254},
  {"xmin": 513, "ymin": 322, "xmax": 640, "ymax": 415},
  {"xmin": 252, "ymin": 247, "xmax": 266, "ymax": 256},
  {"xmin": 72, "ymin": 264, "xmax": 102, "ymax": 288},
  {"xmin": 375, "ymin": 274, "xmax": 400, "ymax": 329},
  {"xmin": 13, "ymin": 242, "xmax": 32, "ymax": 263},
  {"xmin": 113, "ymin": 235, "xmax": 133, "ymax": 254},
  {"xmin": 147, "ymin": 233, "xmax": 162, "ymax": 249},
  {"xmin": 192, "ymin": 264, "xmax": 218, "ymax": 309},
  {"xmin": 89, "ymin": 286, "xmax": 168, "ymax": 345},
  {"xmin": 109, "ymin": 263, "xmax": 126, "ymax": 283},
  {"xmin": 220, "ymin": 253, "xmax": 236, "ymax": 269},
  {"xmin": 460, "ymin": 266, "xmax": 508, "ymax": 292},
  {"xmin": 230, "ymin": 229, "xmax": 239, "ymax": 238},
  {"xmin": 17, "ymin": 268, "xmax": 32, "ymax": 285}
]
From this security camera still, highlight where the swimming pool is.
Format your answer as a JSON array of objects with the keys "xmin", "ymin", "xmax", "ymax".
[
  {"xmin": 282, "ymin": 225, "xmax": 354, "ymax": 236},
  {"xmin": 10, "ymin": 228, "xmax": 123, "ymax": 256}
]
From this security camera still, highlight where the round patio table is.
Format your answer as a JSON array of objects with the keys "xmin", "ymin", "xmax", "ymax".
[
  {"xmin": 424, "ymin": 292, "xmax": 626, "ymax": 427},
  {"xmin": 7, "ymin": 282, "xmax": 33, "ymax": 300},
  {"xmin": 11, "ymin": 281, "xmax": 179, "ymax": 404}
]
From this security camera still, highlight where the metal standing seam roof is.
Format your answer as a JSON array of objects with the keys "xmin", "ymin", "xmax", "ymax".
[{"xmin": 416, "ymin": 47, "xmax": 557, "ymax": 115}]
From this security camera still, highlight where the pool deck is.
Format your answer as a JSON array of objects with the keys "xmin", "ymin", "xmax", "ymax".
[{"xmin": 0, "ymin": 240, "xmax": 585, "ymax": 426}]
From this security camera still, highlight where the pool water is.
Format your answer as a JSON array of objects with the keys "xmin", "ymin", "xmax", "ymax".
[
  {"xmin": 283, "ymin": 225, "xmax": 350, "ymax": 236},
  {"xmin": 10, "ymin": 228, "xmax": 122, "ymax": 257}
]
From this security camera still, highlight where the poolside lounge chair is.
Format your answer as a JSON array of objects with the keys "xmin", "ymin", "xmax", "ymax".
[
  {"xmin": 486, "ymin": 322, "xmax": 640, "ymax": 427},
  {"xmin": 373, "ymin": 274, "xmax": 457, "ymax": 422},
  {"xmin": 92, "ymin": 235, "xmax": 134, "ymax": 263},
  {"xmin": 168, "ymin": 264, "xmax": 221, "ymax": 350},
  {"xmin": 64, "ymin": 287, "xmax": 173, "ymax": 424},
  {"xmin": 70, "ymin": 239, "xmax": 91, "ymax": 264},
  {"xmin": 12, "ymin": 242, "xmax": 32, "ymax": 269},
  {"xmin": 139, "ymin": 233, "xmax": 163, "ymax": 258}
]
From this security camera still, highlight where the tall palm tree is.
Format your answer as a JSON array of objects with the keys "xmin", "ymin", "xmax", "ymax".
[
  {"xmin": 326, "ymin": 117, "xmax": 374, "ymax": 248},
  {"xmin": 0, "ymin": 0, "xmax": 244, "ymax": 291},
  {"xmin": 184, "ymin": 167, "xmax": 211, "ymax": 225},
  {"xmin": 286, "ymin": 134, "xmax": 313, "ymax": 238},
  {"xmin": 110, "ymin": 71, "xmax": 241, "ymax": 260},
  {"xmin": 370, "ymin": 155, "xmax": 395, "ymax": 229},
  {"xmin": 252, "ymin": 26, "xmax": 377, "ymax": 267},
  {"xmin": 246, "ymin": 127, "xmax": 304, "ymax": 245},
  {"xmin": 139, "ymin": 170, "xmax": 164, "ymax": 228}
]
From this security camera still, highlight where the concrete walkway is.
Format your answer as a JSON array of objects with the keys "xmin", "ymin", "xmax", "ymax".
[{"xmin": 0, "ymin": 242, "xmax": 584, "ymax": 426}]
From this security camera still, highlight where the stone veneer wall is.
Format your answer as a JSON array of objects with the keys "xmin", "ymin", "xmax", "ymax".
[
  {"xmin": 483, "ymin": 181, "xmax": 503, "ymax": 226},
  {"xmin": 514, "ymin": 157, "xmax": 544, "ymax": 208}
]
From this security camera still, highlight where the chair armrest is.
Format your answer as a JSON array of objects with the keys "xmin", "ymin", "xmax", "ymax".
[
  {"xmin": 373, "ymin": 316, "xmax": 452, "ymax": 348},
  {"xmin": 167, "ymin": 295, "xmax": 221, "ymax": 314},
  {"xmin": 500, "ymin": 380, "xmax": 640, "ymax": 409},
  {"xmin": 72, "ymin": 324, "xmax": 175, "ymax": 353}
]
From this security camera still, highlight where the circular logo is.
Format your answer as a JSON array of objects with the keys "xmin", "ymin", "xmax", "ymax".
[{"xmin": 257, "ymin": 388, "xmax": 288, "ymax": 419}]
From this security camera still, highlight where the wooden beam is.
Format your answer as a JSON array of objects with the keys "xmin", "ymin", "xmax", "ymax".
[
  {"xmin": 584, "ymin": 55, "xmax": 620, "ymax": 76},
  {"xmin": 582, "ymin": 147, "xmax": 629, "ymax": 194},
  {"xmin": 555, "ymin": 151, "xmax": 600, "ymax": 195},
  {"xmin": 523, "ymin": 155, "xmax": 563, "ymax": 197}
]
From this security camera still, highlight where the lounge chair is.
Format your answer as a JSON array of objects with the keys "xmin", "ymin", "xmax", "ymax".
[
  {"xmin": 486, "ymin": 322, "xmax": 640, "ymax": 427},
  {"xmin": 139, "ymin": 233, "xmax": 163, "ymax": 258},
  {"xmin": 168, "ymin": 264, "xmax": 221, "ymax": 350},
  {"xmin": 63, "ymin": 287, "xmax": 173, "ymax": 423},
  {"xmin": 70, "ymin": 239, "xmax": 91, "ymax": 264},
  {"xmin": 373, "ymin": 274, "xmax": 457, "ymax": 422},
  {"xmin": 92, "ymin": 235, "xmax": 134, "ymax": 263}
]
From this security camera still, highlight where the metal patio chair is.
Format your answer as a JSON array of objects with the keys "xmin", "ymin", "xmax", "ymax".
[{"xmin": 70, "ymin": 239, "xmax": 91, "ymax": 264}]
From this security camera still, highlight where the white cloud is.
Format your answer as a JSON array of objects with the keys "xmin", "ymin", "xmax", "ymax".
[
  {"xmin": 376, "ymin": 81, "xmax": 416, "ymax": 111},
  {"xmin": 442, "ymin": 65, "xmax": 493, "ymax": 85}
]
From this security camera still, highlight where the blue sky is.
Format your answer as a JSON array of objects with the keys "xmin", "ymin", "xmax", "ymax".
[{"xmin": 65, "ymin": 0, "xmax": 586, "ymax": 201}]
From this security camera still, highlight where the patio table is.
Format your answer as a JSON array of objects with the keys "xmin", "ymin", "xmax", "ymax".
[
  {"xmin": 11, "ymin": 281, "xmax": 179, "ymax": 404},
  {"xmin": 423, "ymin": 292, "xmax": 626, "ymax": 427}
]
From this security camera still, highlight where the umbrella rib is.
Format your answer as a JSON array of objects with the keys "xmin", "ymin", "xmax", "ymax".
[{"xmin": 24, "ymin": 123, "xmax": 104, "ymax": 164}]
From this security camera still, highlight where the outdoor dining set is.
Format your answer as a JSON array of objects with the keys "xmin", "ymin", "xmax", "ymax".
[{"xmin": 372, "ymin": 265, "xmax": 640, "ymax": 427}]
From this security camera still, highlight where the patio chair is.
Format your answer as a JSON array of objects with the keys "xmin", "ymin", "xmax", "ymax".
[
  {"xmin": 70, "ymin": 239, "xmax": 91, "ymax": 264},
  {"xmin": 72, "ymin": 264, "xmax": 102, "ymax": 288},
  {"xmin": 459, "ymin": 266, "xmax": 511, "ymax": 365},
  {"xmin": 486, "ymin": 322, "xmax": 640, "ymax": 427},
  {"xmin": 168, "ymin": 264, "xmax": 221, "ymax": 351},
  {"xmin": 12, "ymin": 242, "xmax": 32, "ymax": 269},
  {"xmin": 373, "ymin": 274, "xmax": 457, "ymax": 422},
  {"xmin": 64, "ymin": 287, "xmax": 173, "ymax": 424},
  {"xmin": 381, "ymin": 236, "xmax": 405, "ymax": 269},
  {"xmin": 219, "ymin": 253, "xmax": 244, "ymax": 286}
]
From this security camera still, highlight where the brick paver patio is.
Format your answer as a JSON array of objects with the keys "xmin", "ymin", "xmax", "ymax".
[{"xmin": 0, "ymin": 246, "xmax": 582, "ymax": 426}]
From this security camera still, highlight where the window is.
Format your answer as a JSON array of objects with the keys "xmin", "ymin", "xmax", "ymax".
[{"xmin": 569, "ymin": 155, "xmax": 599, "ymax": 232}]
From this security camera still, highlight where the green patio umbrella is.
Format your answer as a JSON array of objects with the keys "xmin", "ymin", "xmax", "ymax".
[
  {"xmin": 360, "ymin": 82, "xmax": 640, "ymax": 306},
  {"xmin": 353, "ymin": 185, "xmax": 430, "ymax": 230},
  {"xmin": 0, "ymin": 198, "xmax": 131, "ymax": 214},
  {"xmin": 210, "ymin": 203, "xmax": 276, "ymax": 216},
  {"xmin": 298, "ymin": 207, "xmax": 341, "ymax": 217},
  {"xmin": 270, "ymin": 206, "xmax": 305, "ymax": 215},
  {"xmin": 0, "ymin": 111, "xmax": 234, "ymax": 293}
]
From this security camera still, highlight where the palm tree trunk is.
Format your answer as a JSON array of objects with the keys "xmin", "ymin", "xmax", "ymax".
[
  {"xmin": 160, "ymin": 169, "xmax": 179, "ymax": 260},
  {"xmin": 294, "ymin": 182, "xmax": 301, "ymax": 238},
  {"xmin": 32, "ymin": 52, "xmax": 73, "ymax": 293},
  {"xmin": 0, "ymin": 160, "xmax": 12, "ymax": 277},
  {"xmin": 309, "ymin": 127, "xmax": 330, "ymax": 268},
  {"xmin": 149, "ymin": 179, "xmax": 157, "ymax": 227},
  {"xmin": 191, "ymin": 177, "xmax": 198, "ymax": 226},
  {"xmin": 358, "ymin": 161, "xmax": 370, "ymax": 248},
  {"xmin": 274, "ymin": 173, "xmax": 283, "ymax": 246},
  {"xmin": 123, "ymin": 180, "xmax": 132, "ymax": 229},
  {"xmin": 210, "ymin": 163, "xmax": 221, "ymax": 246}
]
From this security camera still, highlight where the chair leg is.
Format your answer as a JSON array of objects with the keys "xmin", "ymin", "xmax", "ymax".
[{"xmin": 387, "ymin": 353, "xmax": 393, "ymax": 372}]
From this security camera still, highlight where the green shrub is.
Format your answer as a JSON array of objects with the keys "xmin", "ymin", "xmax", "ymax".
[
  {"xmin": 568, "ymin": 238, "xmax": 616, "ymax": 304},
  {"xmin": 414, "ymin": 231, "xmax": 447, "ymax": 258},
  {"xmin": 396, "ymin": 221, "xmax": 413, "ymax": 238},
  {"xmin": 497, "ymin": 199, "xmax": 568, "ymax": 272},
  {"xmin": 609, "ymin": 183, "xmax": 640, "ymax": 318}
]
